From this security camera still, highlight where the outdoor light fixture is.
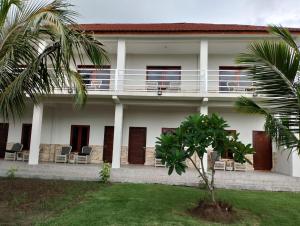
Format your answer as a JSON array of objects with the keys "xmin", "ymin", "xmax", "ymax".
[
  {"xmin": 157, "ymin": 90, "xmax": 162, "ymax": 96},
  {"xmin": 67, "ymin": 88, "xmax": 73, "ymax": 94}
]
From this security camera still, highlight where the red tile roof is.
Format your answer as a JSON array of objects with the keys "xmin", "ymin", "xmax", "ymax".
[{"xmin": 77, "ymin": 23, "xmax": 300, "ymax": 35}]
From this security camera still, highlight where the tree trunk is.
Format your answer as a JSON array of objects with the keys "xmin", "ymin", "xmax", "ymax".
[{"xmin": 189, "ymin": 156, "xmax": 218, "ymax": 205}]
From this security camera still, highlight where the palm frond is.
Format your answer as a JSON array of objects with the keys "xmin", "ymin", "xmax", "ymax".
[
  {"xmin": 0, "ymin": 0, "xmax": 22, "ymax": 28},
  {"xmin": 236, "ymin": 26, "xmax": 300, "ymax": 152},
  {"xmin": 235, "ymin": 96, "xmax": 267, "ymax": 114},
  {"xmin": 269, "ymin": 25, "xmax": 300, "ymax": 55},
  {"xmin": 0, "ymin": 0, "xmax": 108, "ymax": 120}
]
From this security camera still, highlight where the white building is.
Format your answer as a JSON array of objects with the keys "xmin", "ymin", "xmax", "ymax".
[{"xmin": 1, "ymin": 23, "xmax": 300, "ymax": 177}]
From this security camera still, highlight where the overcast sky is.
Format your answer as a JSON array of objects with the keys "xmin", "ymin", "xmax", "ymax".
[{"xmin": 70, "ymin": 0, "xmax": 300, "ymax": 27}]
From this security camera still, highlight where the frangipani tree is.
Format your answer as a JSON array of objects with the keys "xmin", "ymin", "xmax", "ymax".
[
  {"xmin": 0, "ymin": 0, "xmax": 108, "ymax": 120},
  {"xmin": 235, "ymin": 26, "xmax": 300, "ymax": 153},
  {"xmin": 155, "ymin": 114, "xmax": 253, "ymax": 204}
]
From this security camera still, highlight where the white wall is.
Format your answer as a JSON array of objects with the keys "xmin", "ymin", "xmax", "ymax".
[
  {"xmin": 49, "ymin": 104, "xmax": 114, "ymax": 145},
  {"xmin": 274, "ymin": 146, "xmax": 293, "ymax": 176},
  {"xmin": 274, "ymin": 147, "xmax": 300, "ymax": 177},
  {"xmin": 6, "ymin": 107, "xmax": 33, "ymax": 143},
  {"xmin": 123, "ymin": 106, "xmax": 197, "ymax": 147},
  {"xmin": 73, "ymin": 53, "xmax": 117, "ymax": 69},
  {"xmin": 208, "ymin": 54, "xmax": 236, "ymax": 70},
  {"xmin": 209, "ymin": 108, "xmax": 265, "ymax": 145},
  {"xmin": 292, "ymin": 151, "xmax": 300, "ymax": 177},
  {"xmin": 6, "ymin": 104, "xmax": 266, "ymax": 148}
]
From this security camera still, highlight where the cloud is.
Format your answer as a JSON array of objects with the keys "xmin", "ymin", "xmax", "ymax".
[
  {"xmin": 247, "ymin": 0, "xmax": 300, "ymax": 26},
  {"xmin": 71, "ymin": 0, "xmax": 300, "ymax": 27}
]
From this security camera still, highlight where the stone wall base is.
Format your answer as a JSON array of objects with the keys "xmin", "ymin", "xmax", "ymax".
[
  {"xmin": 121, "ymin": 146, "xmax": 129, "ymax": 165},
  {"xmin": 6, "ymin": 142, "xmax": 260, "ymax": 171},
  {"xmin": 38, "ymin": 144, "xmax": 103, "ymax": 164}
]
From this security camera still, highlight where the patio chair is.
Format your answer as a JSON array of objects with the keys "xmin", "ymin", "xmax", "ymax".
[
  {"xmin": 146, "ymin": 81, "xmax": 159, "ymax": 91},
  {"xmin": 234, "ymin": 162, "xmax": 247, "ymax": 171},
  {"xmin": 75, "ymin": 146, "xmax": 93, "ymax": 164},
  {"xmin": 55, "ymin": 146, "xmax": 72, "ymax": 163},
  {"xmin": 155, "ymin": 158, "xmax": 166, "ymax": 167},
  {"xmin": 154, "ymin": 151, "xmax": 166, "ymax": 167},
  {"xmin": 4, "ymin": 143, "xmax": 23, "ymax": 161},
  {"xmin": 168, "ymin": 81, "xmax": 181, "ymax": 92},
  {"xmin": 212, "ymin": 151, "xmax": 226, "ymax": 171}
]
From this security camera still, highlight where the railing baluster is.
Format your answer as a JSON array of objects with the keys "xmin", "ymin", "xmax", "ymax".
[
  {"xmin": 204, "ymin": 69, "xmax": 208, "ymax": 93},
  {"xmin": 70, "ymin": 68, "xmax": 254, "ymax": 95},
  {"xmin": 115, "ymin": 69, "xmax": 119, "ymax": 92}
]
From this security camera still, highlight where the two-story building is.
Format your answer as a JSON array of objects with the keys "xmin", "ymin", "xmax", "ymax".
[{"xmin": 1, "ymin": 23, "xmax": 300, "ymax": 177}]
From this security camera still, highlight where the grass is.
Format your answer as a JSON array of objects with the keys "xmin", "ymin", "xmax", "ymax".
[{"xmin": 1, "ymin": 178, "xmax": 300, "ymax": 225}]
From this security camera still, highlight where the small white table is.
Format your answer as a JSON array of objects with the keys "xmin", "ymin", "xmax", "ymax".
[{"xmin": 68, "ymin": 153, "xmax": 78, "ymax": 164}]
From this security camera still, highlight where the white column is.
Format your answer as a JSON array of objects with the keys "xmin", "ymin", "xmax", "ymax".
[
  {"xmin": 28, "ymin": 103, "xmax": 44, "ymax": 165},
  {"xmin": 200, "ymin": 40, "xmax": 208, "ymax": 93},
  {"xmin": 116, "ymin": 39, "xmax": 126, "ymax": 91},
  {"xmin": 199, "ymin": 98, "xmax": 208, "ymax": 171},
  {"xmin": 112, "ymin": 103, "xmax": 124, "ymax": 168}
]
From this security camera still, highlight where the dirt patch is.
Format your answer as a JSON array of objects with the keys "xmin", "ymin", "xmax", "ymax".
[
  {"xmin": 0, "ymin": 178, "xmax": 65, "ymax": 209},
  {"xmin": 0, "ymin": 178, "xmax": 99, "ymax": 225},
  {"xmin": 189, "ymin": 200, "xmax": 237, "ymax": 224}
]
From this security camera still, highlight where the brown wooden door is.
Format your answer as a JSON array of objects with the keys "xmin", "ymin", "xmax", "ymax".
[
  {"xmin": 70, "ymin": 125, "xmax": 90, "ymax": 153},
  {"xmin": 0, "ymin": 123, "xmax": 9, "ymax": 158},
  {"xmin": 103, "ymin": 126, "xmax": 114, "ymax": 163},
  {"xmin": 253, "ymin": 131, "xmax": 272, "ymax": 170},
  {"xmin": 21, "ymin": 124, "xmax": 32, "ymax": 150},
  {"xmin": 128, "ymin": 127, "xmax": 147, "ymax": 164}
]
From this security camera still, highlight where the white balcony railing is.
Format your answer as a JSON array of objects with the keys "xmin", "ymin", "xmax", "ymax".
[{"xmin": 75, "ymin": 68, "xmax": 254, "ymax": 95}]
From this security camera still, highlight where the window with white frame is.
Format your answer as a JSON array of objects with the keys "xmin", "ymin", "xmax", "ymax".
[{"xmin": 77, "ymin": 65, "xmax": 111, "ymax": 90}]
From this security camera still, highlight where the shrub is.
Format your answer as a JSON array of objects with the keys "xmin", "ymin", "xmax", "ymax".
[
  {"xmin": 99, "ymin": 162, "xmax": 111, "ymax": 184},
  {"xmin": 6, "ymin": 166, "xmax": 18, "ymax": 179}
]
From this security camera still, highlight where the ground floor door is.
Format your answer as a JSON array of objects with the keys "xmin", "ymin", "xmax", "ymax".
[
  {"xmin": 0, "ymin": 123, "xmax": 9, "ymax": 158},
  {"xmin": 70, "ymin": 125, "xmax": 90, "ymax": 153},
  {"xmin": 21, "ymin": 124, "xmax": 32, "ymax": 151},
  {"xmin": 103, "ymin": 126, "xmax": 114, "ymax": 163},
  {"xmin": 128, "ymin": 127, "xmax": 146, "ymax": 164},
  {"xmin": 253, "ymin": 131, "xmax": 272, "ymax": 170}
]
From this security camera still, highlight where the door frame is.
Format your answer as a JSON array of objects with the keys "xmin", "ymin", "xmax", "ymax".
[
  {"xmin": 128, "ymin": 127, "xmax": 147, "ymax": 164},
  {"xmin": 21, "ymin": 123, "xmax": 32, "ymax": 150},
  {"xmin": 253, "ymin": 130, "xmax": 273, "ymax": 170},
  {"xmin": 70, "ymin": 125, "xmax": 90, "ymax": 153},
  {"xmin": 0, "ymin": 123, "xmax": 9, "ymax": 158},
  {"xmin": 102, "ymin": 126, "xmax": 114, "ymax": 163}
]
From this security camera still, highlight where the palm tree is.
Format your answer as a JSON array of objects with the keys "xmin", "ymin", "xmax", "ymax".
[
  {"xmin": 235, "ymin": 25, "xmax": 300, "ymax": 154},
  {"xmin": 0, "ymin": 0, "xmax": 108, "ymax": 120}
]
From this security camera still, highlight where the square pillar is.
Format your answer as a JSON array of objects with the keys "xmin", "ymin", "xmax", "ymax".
[
  {"xmin": 200, "ymin": 40, "xmax": 208, "ymax": 93},
  {"xmin": 199, "ymin": 98, "xmax": 208, "ymax": 171},
  {"xmin": 112, "ymin": 103, "xmax": 124, "ymax": 168},
  {"xmin": 116, "ymin": 39, "xmax": 126, "ymax": 91},
  {"xmin": 28, "ymin": 103, "xmax": 43, "ymax": 165}
]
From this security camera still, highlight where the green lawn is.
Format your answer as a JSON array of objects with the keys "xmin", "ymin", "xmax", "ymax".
[{"xmin": 1, "ymin": 178, "xmax": 300, "ymax": 225}]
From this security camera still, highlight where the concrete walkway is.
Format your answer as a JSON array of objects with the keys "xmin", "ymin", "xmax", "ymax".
[{"xmin": 1, "ymin": 160, "xmax": 300, "ymax": 192}]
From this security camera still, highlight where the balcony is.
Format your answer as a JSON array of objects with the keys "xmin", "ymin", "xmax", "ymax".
[{"xmin": 64, "ymin": 68, "xmax": 254, "ymax": 97}]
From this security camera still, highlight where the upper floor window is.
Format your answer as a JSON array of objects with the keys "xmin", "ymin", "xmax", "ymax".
[
  {"xmin": 77, "ymin": 65, "xmax": 111, "ymax": 90},
  {"xmin": 146, "ymin": 66, "xmax": 181, "ymax": 91},
  {"xmin": 162, "ymin": 128, "xmax": 177, "ymax": 135},
  {"xmin": 219, "ymin": 66, "xmax": 251, "ymax": 92}
]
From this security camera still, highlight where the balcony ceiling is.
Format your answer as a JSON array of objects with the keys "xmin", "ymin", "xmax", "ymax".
[{"xmin": 101, "ymin": 39, "xmax": 255, "ymax": 55}]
